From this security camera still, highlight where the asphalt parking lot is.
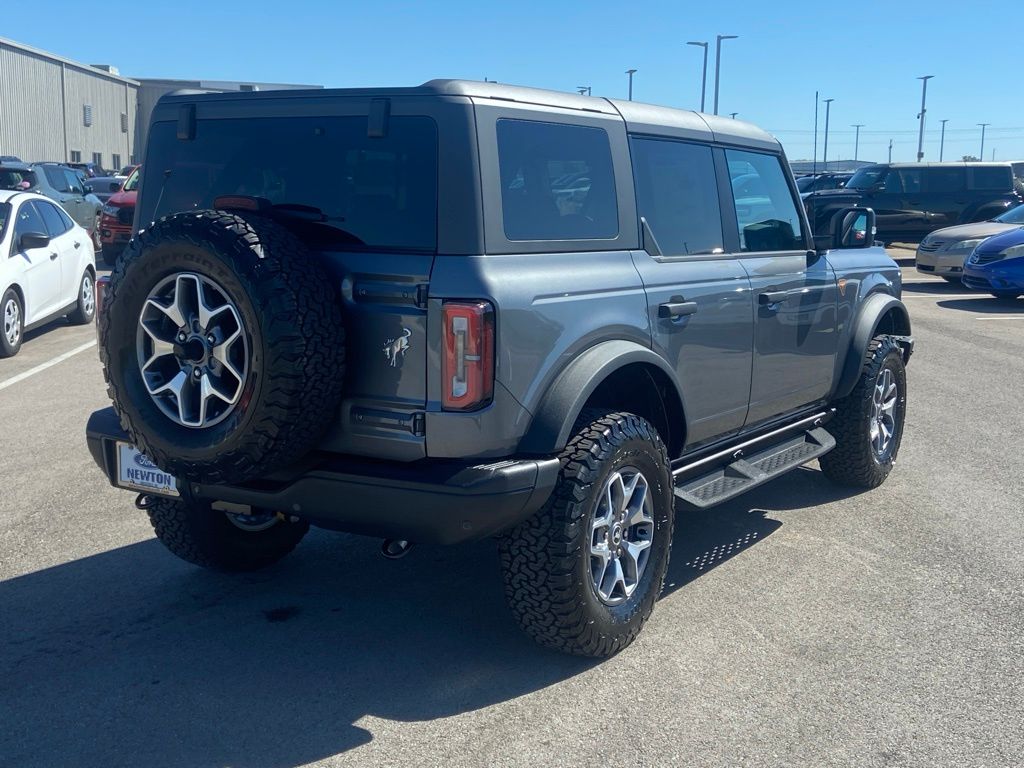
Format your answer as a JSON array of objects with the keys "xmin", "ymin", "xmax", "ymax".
[{"xmin": 1, "ymin": 251, "xmax": 1021, "ymax": 768}]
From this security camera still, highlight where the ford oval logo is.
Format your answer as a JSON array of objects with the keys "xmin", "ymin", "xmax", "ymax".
[{"xmin": 133, "ymin": 452, "xmax": 157, "ymax": 469}]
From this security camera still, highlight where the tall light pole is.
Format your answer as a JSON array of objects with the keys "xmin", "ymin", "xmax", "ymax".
[
  {"xmin": 822, "ymin": 98, "xmax": 834, "ymax": 171},
  {"xmin": 712, "ymin": 34, "xmax": 738, "ymax": 115},
  {"xmin": 939, "ymin": 119, "xmax": 949, "ymax": 161},
  {"xmin": 916, "ymin": 75, "xmax": 933, "ymax": 162},
  {"xmin": 626, "ymin": 69, "xmax": 637, "ymax": 101},
  {"xmin": 888, "ymin": 139, "xmax": 893, "ymax": 163},
  {"xmin": 978, "ymin": 123, "xmax": 990, "ymax": 160},
  {"xmin": 851, "ymin": 124, "xmax": 864, "ymax": 161},
  {"xmin": 577, "ymin": 86, "xmax": 591, "ymax": 96},
  {"xmin": 687, "ymin": 41, "xmax": 709, "ymax": 112},
  {"xmin": 813, "ymin": 91, "xmax": 819, "ymax": 176}
]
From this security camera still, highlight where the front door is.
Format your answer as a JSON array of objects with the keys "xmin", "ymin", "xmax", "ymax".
[
  {"xmin": 723, "ymin": 148, "xmax": 838, "ymax": 427},
  {"xmin": 11, "ymin": 200, "xmax": 63, "ymax": 322},
  {"xmin": 629, "ymin": 136, "xmax": 753, "ymax": 449}
]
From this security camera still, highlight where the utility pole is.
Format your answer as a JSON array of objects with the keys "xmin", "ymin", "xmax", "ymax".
[
  {"xmin": 851, "ymin": 124, "xmax": 864, "ymax": 161},
  {"xmin": 687, "ymin": 41, "xmax": 709, "ymax": 112},
  {"xmin": 813, "ymin": 91, "xmax": 819, "ymax": 176},
  {"xmin": 916, "ymin": 75, "xmax": 933, "ymax": 161},
  {"xmin": 712, "ymin": 34, "xmax": 738, "ymax": 115},
  {"xmin": 939, "ymin": 119, "xmax": 949, "ymax": 161},
  {"xmin": 978, "ymin": 123, "xmax": 990, "ymax": 160},
  {"xmin": 626, "ymin": 69, "xmax": 637, "ymax": 101},
  {"xmin": 888, "ymin": 139, "xmax": 893, "ymax": 163},
  {"xmin": 822, "ymin": 98, "xmax": 834, "ymax": 171}
]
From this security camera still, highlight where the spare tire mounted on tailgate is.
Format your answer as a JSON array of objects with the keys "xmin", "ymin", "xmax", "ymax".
[{"xmin": 99, "ymin": 210, "xmax": 346, "ymax": 484}]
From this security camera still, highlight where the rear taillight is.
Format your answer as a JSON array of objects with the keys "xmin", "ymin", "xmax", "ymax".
[
  {"xmin": 442, "ymin": 301, "xmax": 494, "ymax": 411},
  {"xmin": 95, "ymin": 275, "xmax": 111, "ymax": 323}
]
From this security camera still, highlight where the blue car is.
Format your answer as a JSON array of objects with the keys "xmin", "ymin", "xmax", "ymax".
[{"xmin": 962, "ymin": 226, "xmax": 1024, "ymax": 299}]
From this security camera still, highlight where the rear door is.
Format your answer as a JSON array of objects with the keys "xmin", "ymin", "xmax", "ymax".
[
  {"xmin": 628, "ymin": 136, "xmax": 752, "ymax": 448},
  {"xmin": 35, "ymin": 200, "xmax": 80, "ymax": 301},
  {"xmin": 11, "ymin": 201, "xmax": 62, "ymax": 322},
  {"xmin": 724, "ymin": 149, "xmax": 838, "ymax": 427}
]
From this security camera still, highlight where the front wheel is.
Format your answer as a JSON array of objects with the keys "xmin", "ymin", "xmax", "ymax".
[
  {"xmin": 820, "ymin": 336, "xmax": 907, "ymax": 488},
  {"xmin": 499, "ymin": 410, "xmax": 674, "ymax": 657},
  {"xmin": 145, "ymin": 496, "xmax": 309, "ymax": 572},
  {"xmin": 1, "ymin": 288, "xmax": 23, "ymax": 357}
]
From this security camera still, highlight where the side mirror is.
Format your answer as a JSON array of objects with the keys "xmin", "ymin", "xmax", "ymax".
[
  {"xmin": 815, "ymin": 207, "xmax": 875, "ymax": 251},
  {"xmin": 20, "ymin": 231, "xmax": 50, "ymax": 250},
  {"xmin": 109, "ymin": 181, "xmax": 120, "ymax": 192},
  {"xmin": 83, "ymin": 184, "xmax": 94, "ymax": 194}
]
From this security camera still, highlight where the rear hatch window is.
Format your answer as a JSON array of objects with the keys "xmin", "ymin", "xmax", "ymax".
[
  {"xmin": 140, "ymin": 115, "xmax": 438, "ymax": 252},
  {"xmin": 0, "ymin": 168, "xmax": 36, "ymax": 191}
]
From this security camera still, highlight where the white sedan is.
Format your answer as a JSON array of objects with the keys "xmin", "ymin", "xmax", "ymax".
[{"xmin": 1, "ymin": 190, "xmax": 96, "ymax": 357}]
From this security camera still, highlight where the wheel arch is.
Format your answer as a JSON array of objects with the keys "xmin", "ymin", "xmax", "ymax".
[
  {"xmin": 835, "ymin": 292, "xmax": 912, "ymax": 399},
  {"xmin": 518, "ymin": 340, "xmax": 687, "ymax": 458}
]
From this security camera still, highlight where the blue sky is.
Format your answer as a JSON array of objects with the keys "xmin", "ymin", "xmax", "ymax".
[{"xmin": 6, "ymin": 0, "xmax": 1022, "ymax": 163}]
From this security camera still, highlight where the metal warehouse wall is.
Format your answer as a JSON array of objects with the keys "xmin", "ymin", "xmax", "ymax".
[{"xmin": 0, "ymin": 38, "xmax": 138, "ymax": 167}]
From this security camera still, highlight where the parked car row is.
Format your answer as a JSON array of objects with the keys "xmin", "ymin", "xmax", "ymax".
[
  {"xmin": 98, "ymin": 165, "xmax": 139, "ymax": 264},
  {"xmin": 0, "ymin": 189, "xmax": 97, "ymax": 357},
  {"xmin": 0, "ymin": 161, "xmax": 105, "ymax": 251}
]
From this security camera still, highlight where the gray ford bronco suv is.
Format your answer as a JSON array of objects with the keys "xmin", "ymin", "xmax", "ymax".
[{"xmin": 87, "ymin": 81, "xmax": 913, "ymax": 657}]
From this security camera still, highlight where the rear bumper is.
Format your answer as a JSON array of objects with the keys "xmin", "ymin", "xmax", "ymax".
[{"xmin": 86, "ymin": 407, "xmax": 560, "ymax": 545}]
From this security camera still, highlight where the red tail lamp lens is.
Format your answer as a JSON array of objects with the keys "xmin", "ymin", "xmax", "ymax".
[{"xmin": 442, "ymin": 301, "xmax": 494, "ymax": 411}]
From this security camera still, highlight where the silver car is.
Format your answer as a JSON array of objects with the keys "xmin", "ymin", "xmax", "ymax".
[{"xmin": 916, "ymin": 204, "xmax": 1024, "ymax": 280}]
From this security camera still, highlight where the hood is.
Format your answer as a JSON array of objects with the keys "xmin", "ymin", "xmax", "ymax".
[
  {"xmin": 974, "ymin": 225, "xmax": 1024, "ymax": 255},
  {"xmin": 107, "ymin": 189, "xmax": 138, "ymax": 206},
  {"xmin": 923, "ymin": 221, "xmax": 1018, "ymax": 245}
]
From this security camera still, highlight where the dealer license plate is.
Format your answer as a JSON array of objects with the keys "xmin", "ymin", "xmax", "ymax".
[{"xmin": 115, "ymin": 442, "xmax": 179, "ymax": 497}]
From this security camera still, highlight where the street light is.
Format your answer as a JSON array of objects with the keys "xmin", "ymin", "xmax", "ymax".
[
  {"xmin": 851, "ymin": 124, "xmax": 864, "ymax": 161},
  {"xmin": 712, "ymin": 34, "xmax": 738, "ymax": 116},
  {"xmin": 978, "ymin": 123, "xmax": 990, "ymax": 160},
  {"xmin": 916, "ymin": 75, "xmax": 933, "ymax": 162},
  {"xmin": 686, "ymin": 41, "xmax": 709, "ymax": 112},
  {"xmin": 822, "ymin": 98, "xmax": 834, "ymax": 171},
  {"xmin": 626, "ymin": 69, "xmax": 637, "ymax": 101},
  {"xmin": 729, "ymin": 112, "xmax": 739, "ymax": 119},
  {"xmin": 939, "ymin": 119, "xmax": 949, "ymax": 161},
  {"xmin": 577, "ymin": 86, "xmax": 591, "ymax": 96}
]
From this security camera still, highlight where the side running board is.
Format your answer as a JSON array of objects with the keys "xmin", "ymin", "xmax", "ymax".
[{"xmin": 673, "ymin": 424, "xmax": 835, "ymax": 510}]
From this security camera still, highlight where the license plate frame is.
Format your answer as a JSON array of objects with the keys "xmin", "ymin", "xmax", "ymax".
[{"xmin": 115, "ymin": 442, "xmax": 180, "ymax": 497}]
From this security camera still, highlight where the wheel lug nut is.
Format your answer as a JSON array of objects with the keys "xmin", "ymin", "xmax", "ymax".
[
  {"xmin": 207, "ymin": 334, "xmax": 216, "ymax": 345},
  {"xmin": 193, "ymin": 368, "xmax": 202, "ymax": 378},
  {"xmin": 177, "ymin": 332, "xmax": 187, "ymax": 342}
]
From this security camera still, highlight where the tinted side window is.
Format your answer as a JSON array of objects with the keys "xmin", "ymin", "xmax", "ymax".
[
  {"xmin": 631, "ymin": 138, "xmax": 723, "ymax": 256},
  {"xmin": 927, "ymin": 167, "xmax": 966, "ymax": 193},
  {"xmin": 142, "ymin": 116, "xmax": 438, "ymax": 252},
  {"xmin": 897, "ymin": 169, "xmax": 922, "ymax": 194},
  {"xmin": 497, "ymin": 119, "xmax": 618, "ymax": 241},
  {"xmin": 36, "ymin": 201, "xmax": 69, "ymax": 237},
  {"xmin": 14, "ymin": 201, "xmax": 47, "ymax": 244},
  {"xmin": 971, "ymin": 166, "xmax": 1011, "ymax": 190},
  {"xmin": 725, "ymin": 149, "xmax": 804, "ymax": 252},
  {"xmin": 64, "ymin": 170, "xmax": 85, "ymax": 195},
  {"xmin": 44, "ymin": 166, "xmax": 70, "ymax": 192},
  {"xmin": 56, "ymin": 205, "xmax": 74, "ymax": 231}
]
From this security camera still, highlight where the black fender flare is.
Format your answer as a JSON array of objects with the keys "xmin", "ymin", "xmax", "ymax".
[
  {"xmin": 518, "ymin": 340, "xmax": 685, "ymax": 455},
  {"xmin": 835, "ymin": 293, "xmax": 912, "ymax": 399}
]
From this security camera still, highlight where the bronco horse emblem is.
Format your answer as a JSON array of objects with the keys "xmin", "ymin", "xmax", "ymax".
[{"xmin": 383, "ymin": 328, "xmax": 412, "ymax": 367}]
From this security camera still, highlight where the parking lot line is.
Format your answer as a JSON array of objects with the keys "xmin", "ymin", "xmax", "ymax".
[
  {"xmin": 0, "ymin": 340, "xmax": 97, "ymax": 392},
  {"xmin": 974, "ymin": 316, "xmax": 1024, "ymax": 321}
]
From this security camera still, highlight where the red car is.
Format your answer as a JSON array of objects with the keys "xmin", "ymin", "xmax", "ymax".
[{"xmin": 99, "ymin": 166, "xmax": 139, "ymax": 265}]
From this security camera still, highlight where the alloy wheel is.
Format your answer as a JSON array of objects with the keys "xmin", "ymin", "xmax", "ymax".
[
  {"xmin": 3, "ymin": 298, "xmax": 21, "ymax": 346},
  {"xmin": 136, "ymin": 272, "xmax": 248, "ymax": 428},
  {"xmin": 82, "ymin": 273, "xmax": 95, "ymax": 317},
  {"xmin": 590, "ymin": 467, "xmax": 655, "ymax": 605},
  {"xmin": 870, "ymin": 367, "xmax": 898, "ymax": 458}
]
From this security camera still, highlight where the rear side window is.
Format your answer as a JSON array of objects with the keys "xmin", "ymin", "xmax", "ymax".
[
  {"xmin": 631, "ymin": 137, "xmax": 723, "ymax": 256},
  {"xmin": 63, "ymin": 169, "xmax": 85, "ymax": 195},
  {"xmin": 0, "ymin": 169, "xmax": 36, "ymax": 190},
  {"xmin": 36, "ymin": 201, "xmax": 70, "ymax": 237},
  {"xmin": 43, "ymin": 166, "xmax": 71, "ymax": 192},
  {"xmin": 497, "ymin": 119, "xmax": 618, "ymax": 241},
  {"xmin": 927, "ymin": 167, "xmax": 966, "ymax": 193},
  {"xmin": 725, "ymin": 149, "xmax": 804, "ymax": 252},
  {"xmin": 142, "ymin": 115, "xmax": 438, "ymax": 252},
  {"xmin": 970, "ymin": 166, "xmax": 1011, "ymax": 190}
]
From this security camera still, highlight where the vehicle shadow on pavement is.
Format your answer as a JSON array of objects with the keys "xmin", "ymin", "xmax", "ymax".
[
  {"xmin": 901, "ymin": 280, "xmax": 974, "ymax": 295},
  {"xmin": 0, "ymin": 468, "xmax": 860, "ymax": 767},
  {"xmin": 936, "ymin": 297, "xmax": 1024, "ymax": 314}
]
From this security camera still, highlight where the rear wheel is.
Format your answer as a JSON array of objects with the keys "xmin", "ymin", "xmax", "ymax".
[
  {"xmin": 91, "ymin": 213, "xmax": 102, "ymax": 252},
  {"xmin": 820, "ymin": 336, "xmax": 907, "ymax": 488},
  {"xmin": 145, "ymin": 496, "xmax": 309, "ymax": 572},
  {"xmin": 1, "ymin": 289, "xmax": 23, "ymax": 357},
  {"xmin": 68, "ymin": 270, "xmax": 95, "ymax": 325},
  {"xmin": 499, "ymin": 410, "xmax": 674, "ymax": 657}
]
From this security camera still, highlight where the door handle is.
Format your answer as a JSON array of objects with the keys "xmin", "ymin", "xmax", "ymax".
[
  {"xmin": 658, "ymin": 301, "xmax": 698, "ymax": 319},
  {"xmin": 49, "ymin": 252, "xmax": 59, "ymax": 260},
  {"xmin": 759, "ymin": 290, "xmax": 788, "ymax": 306},
  {"xmin": 74, "ymin": 241, "xmax": 81, "ymax": 249}
]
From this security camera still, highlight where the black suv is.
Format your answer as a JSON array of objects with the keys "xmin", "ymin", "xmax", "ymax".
[
  {"xmin": 87, "ymin": 81, "xmax": 912, "ymax": 657},
  {"xmin": 806, "ymin": 162, "xmax": 1023, "ymax": 244}
]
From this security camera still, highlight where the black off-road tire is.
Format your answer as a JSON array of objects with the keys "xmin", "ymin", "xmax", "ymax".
[
  {"xmin": 499, "ymin": 410, "xmax": 674, "ymax": 657},
  {"xmin": 820, "ymin": 336, "xmax": 907, "ymax": 488},
  {"xmin": 100, "ymin": 210, "xmax": 345, "ymax": 484},
  {"xmin": 146, "ymin": 496, "xmax": 309, "ymax": 572},
  {"xmin": 68, "ymin": 269, "xmax": 95, "ymax": 325},
  {"xmin": 0, "ymin": 288, "xmax": 23, "ymax": 358}
]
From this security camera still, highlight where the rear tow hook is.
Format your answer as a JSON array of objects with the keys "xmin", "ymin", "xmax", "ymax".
[{"xmin": 381, "ymin": 539, "xmax": 415, "ymax": 559}]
